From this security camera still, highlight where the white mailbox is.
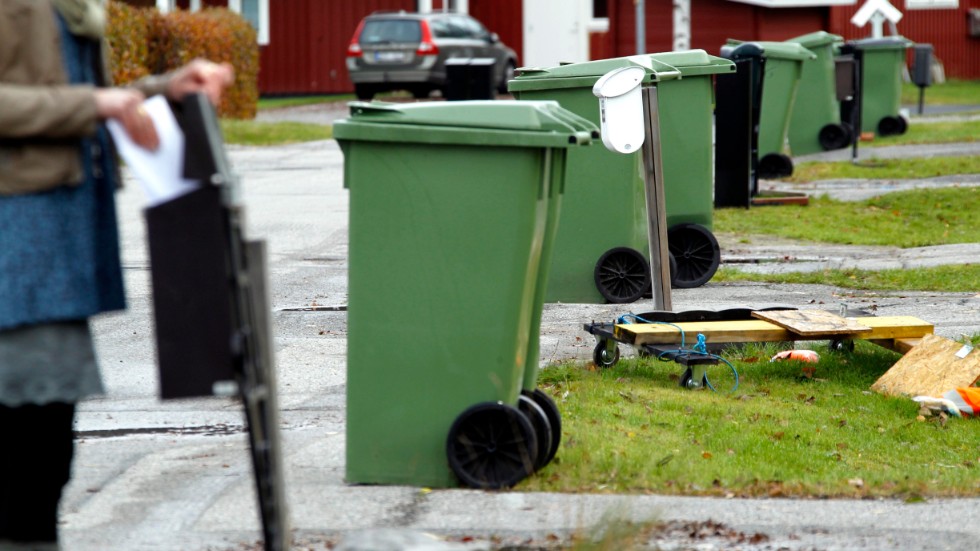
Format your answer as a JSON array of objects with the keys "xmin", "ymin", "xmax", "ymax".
[{"xmin": 592, "ymin": 66, "xmax": 646, "ymax": 154}]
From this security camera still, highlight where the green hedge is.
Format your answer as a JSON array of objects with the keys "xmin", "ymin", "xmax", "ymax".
[{"xmin": 106, "ymin": 1, "xmax": 259, "ymax": 119}]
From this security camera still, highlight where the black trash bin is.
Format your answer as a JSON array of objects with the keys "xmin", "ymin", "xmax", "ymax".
[
  {"xmin": 714, "ymin": 43, "xmax": 764, "ymax": 209},
  {"xmin": 445, "ymin": 57, "xmax": 496, "ymax": 100}
]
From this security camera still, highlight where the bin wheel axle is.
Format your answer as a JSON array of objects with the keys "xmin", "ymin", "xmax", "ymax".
[{"xmin": 446, "ymin": 402, "xmax": 537, "ymax": 489}]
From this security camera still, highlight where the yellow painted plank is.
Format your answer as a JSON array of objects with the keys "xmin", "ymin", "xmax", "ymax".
[
  {"xmin": 854, "ymin": 316, "xmax": 934, "ymax": 339},
  {"xmin": 615, "ymin": 320, "xmax": 792, "ymax": 345},
  {"xmin": 614, "ymin": 315, "xmax": 933, "ymax": 347}
]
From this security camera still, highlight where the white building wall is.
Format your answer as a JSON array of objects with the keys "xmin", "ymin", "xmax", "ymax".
[{"xmin": 522, "ymin": 0, "xmax": 592, "ymax": 68}]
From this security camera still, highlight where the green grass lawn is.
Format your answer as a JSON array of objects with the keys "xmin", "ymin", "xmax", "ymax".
[
  {"xmin": 713, "ymin": 264, "xmax": 980, "ymax": 292},
  {"xmin": 522, "ymin": 340, "xmax": 980, "ymax": 498},
  {"xmin": 257, "ymin": 94, "xmax": 353, "ymax": 110},
  {"xmin": 873, "ymin": 119, "xmax": 979, "ymax": 147},
  {"xmin": 902, "ymin": 79, "xmax": 980, "ymax": 105},
  {"xmin": 715, "ymin": 187, "xmax": 979, "ymax": 247},
  {"xmin": 219, "ymin": 119, "xmax": 331, "ymax": 145},
  {"xmin": 786, "ymin": 155, "xmax": 980, "ymax": 182},
  {"xmin": 714, "ymin": 187, "xmax": 980, "ymax": 291}
]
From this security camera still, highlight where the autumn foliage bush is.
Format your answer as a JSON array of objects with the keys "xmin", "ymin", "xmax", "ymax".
[{"xmin": 106, "ymin": 1, "xmax": 259, "ymax": 119}]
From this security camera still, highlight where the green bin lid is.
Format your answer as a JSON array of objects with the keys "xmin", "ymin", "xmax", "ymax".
[
  {"xmin": 333, "ymin": 100, "xmax": 598, "ymax": 148},
  {"xmin": 508, "ymin": 55, "xmax": 682, "ymax": 93},
  {"xmin": 786, "ymin": 31, "xmax": 843, "ymax": 49},
  {"xmin": 848, "ymin": 36, "xmax": 914, "ymax": 50},
  {"xmin": 647, "ymin": 49, "xmax": 736, "ymax": 77},
  {"xmin": 725, "ymin": 39, "xmax": 817, "ymax": 61}
]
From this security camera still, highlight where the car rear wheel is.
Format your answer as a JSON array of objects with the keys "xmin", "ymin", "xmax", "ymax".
[
  {"xmin": 497, "ymin": 60, "xmax": 516, "ymax": 94},
  {"xmin": 354, "ymin": 84, "xmax": 375, "ymax": 101},
  {"xmin": 409, "ymin": 85, "xmax": 432, "ymax": 99}
]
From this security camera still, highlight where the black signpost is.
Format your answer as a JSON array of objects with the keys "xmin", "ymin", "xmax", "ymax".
[{"xmin": 146, "ymin": 93, "xmax": 289, "ymax": 551}]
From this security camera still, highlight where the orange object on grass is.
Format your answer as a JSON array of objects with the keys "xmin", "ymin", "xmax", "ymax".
[{"xmin": 770, "ymin": 349, "xmax": 820, "ymax": 363}]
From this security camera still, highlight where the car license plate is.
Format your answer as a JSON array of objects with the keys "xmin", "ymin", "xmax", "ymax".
[{"xmin": 375, "ymin": 51, "xmax": 409, "ymax": 63}]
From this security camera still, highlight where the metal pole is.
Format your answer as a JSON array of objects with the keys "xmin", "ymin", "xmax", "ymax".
[
  {"xmin": 640, "ymin": 86, "xmax": 672, "ymax": 311},
  {"xmin": 636, "ymin": 0, "xmax": 645, "ymax": 55}
]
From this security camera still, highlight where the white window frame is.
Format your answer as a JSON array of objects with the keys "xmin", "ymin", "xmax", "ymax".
[
  {"xmin": 905, "ymin": 0, "xmax": 958, "ymax": 9},
  {"xmin": 228, "ymin": 0, "xmax": 270, "ymax": 45}
]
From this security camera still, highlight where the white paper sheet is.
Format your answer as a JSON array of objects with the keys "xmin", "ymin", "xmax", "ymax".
[{"xmin": 107, "ymin": 95, "xmax": 199, "ymax": 207}]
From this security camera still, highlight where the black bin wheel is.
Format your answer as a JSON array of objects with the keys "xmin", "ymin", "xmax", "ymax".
[
  {"xmin": 829, "ymin": 339, "xmax": 856, "ymax": 353},
  {"xmin": 593, "ymin": 340, "xmax": 620, "ymax": 368},
  {"xmin": 679, "ymin": 367, "xmax": 708, "ymax": 390},
  {"xmin": 523, "ymin": 389, "xmax": 561, "ymax": 468},
  {"xmin": 758, "ymin": 153, "xmax": 794, "ymax": 179},
  {"xmin": 818, "ymin": 123, "xmax": 852, "ymax": 151},
  {"xmin": 594, "ymin": 247, "xmax": 650, "ymax": 304},
  {"xmin": 517, "ymin": 394, "xmax": 553, "ymax": 471},
  {"xmin": 877, "ymin": 115, "xmax": 908, "ymax": 137},
  {"xmin": 668, "ymin": 223, "xmax": 721, "ymax": 289},
  {"xmin": 446, "ymin": 402, "xmax": 537, "ymax": 489}
]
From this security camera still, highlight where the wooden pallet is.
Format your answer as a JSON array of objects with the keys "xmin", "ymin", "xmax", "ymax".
[
  {"xmin": 871, "ymin": 333, "xmax": 980, "ymax": 397},
  {"xmin": 612, "ymin": 310, "xmax": 933, "ymax": 353}
]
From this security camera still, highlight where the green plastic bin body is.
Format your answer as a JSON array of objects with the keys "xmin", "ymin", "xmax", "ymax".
[
  {"xmin": 850, "ymin": 37, "xmax": 913, "ymax": 134},
  {"xmin": 726, "ymin": 40, "xmax": 816, "ymax": 160},
  {"xmin": 649, "ymin": 51, "xmax": 736, "ymax": 228},
  {"xmin": 786, "ymin": 31, "xmax": 845, "ymax": 156},
  {"xmin": 509, "ymin": 51, "xmax": 733, "ymax": 303},
  {"xmin": 335, "ymin": 101, "xmax": 594, "ymax": 487}
]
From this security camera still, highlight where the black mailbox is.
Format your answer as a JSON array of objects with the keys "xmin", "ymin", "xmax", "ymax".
[{"xmin": 911, "ymin": 44, "xmax": 933, "ymax": 88}]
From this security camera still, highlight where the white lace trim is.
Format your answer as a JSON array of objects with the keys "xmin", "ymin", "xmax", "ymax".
[{"xmin": 0, "ymin": 322, "xmax": 104, "ymax": 406}]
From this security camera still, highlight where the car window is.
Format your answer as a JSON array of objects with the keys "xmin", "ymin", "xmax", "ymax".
[
  {"xmin": 460, "ymin": 16, "xmax": 490, "ymax": 40},
  {"xmin": 360, "ymin": 19, "xmax": 421, "ymax": 44},
  {"xmin": 443, "ymin": 16, "xmax": 471, "ymax": 39},
  {"xmin": 428, "ymin": 18, "xmax": 450, "ymax": 39}
]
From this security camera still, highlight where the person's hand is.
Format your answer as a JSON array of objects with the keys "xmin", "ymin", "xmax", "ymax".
[
  {"xmin": 94, "ymin": 88, "xmax": 159, "ymax": 151},
  {"xmin": 166, "ymin": 59, "xmax": 235, "ymax": 105}
]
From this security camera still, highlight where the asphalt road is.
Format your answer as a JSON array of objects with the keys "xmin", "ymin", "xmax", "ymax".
[{"xmin": 60, "ymin": 134, "xmax": 980, "ymax": 551}]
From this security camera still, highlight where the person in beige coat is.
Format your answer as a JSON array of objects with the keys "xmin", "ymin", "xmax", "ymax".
[{"xmin": 0, "ymin": 1, "xmax": 233, "ymax": 549}]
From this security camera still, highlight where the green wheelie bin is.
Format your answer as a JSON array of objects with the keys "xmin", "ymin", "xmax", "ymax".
[
  {"xmin": 509, "ymin": 50, "xmax": 734, "ymax": 302},
  {"xmin": 334, "ymin": 100, "xmax": 596, "ymax": 489},
  {"xmin": 723, "ymin": 40, "xmax": 816, "ymax": 179},
  {"xmin": 846, "ymin": 36, "xmax": 913, "ymax": 137},
  {"xmin": 786, "ymin": 31, "xmax": 852, "ymax": 155}
]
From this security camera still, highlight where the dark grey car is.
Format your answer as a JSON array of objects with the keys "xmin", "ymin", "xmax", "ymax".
[{"xmin": 345, "ymin": 11, "xmax": 519, "ymax": 100}]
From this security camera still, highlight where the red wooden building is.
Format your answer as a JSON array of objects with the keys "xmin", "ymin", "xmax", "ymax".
[{"xmin": 148, "ymin": 0, "xmax": 979, "ymax": 95}]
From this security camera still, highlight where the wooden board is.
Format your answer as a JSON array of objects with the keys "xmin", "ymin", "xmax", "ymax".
[
  {"xmin": 615, "ymin": 315, "xmax": 933, "ymax": 347},
  {"xmin": 751, "ymin": 309, "xmax": 872, "ymax": 337},
  {"xmin": 614, "ymin": 319, "xmax": 791, "ymax": 345},
  {"xmin": 871, "ymin": 333, "xmax": 980, "ymax": 398}
]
